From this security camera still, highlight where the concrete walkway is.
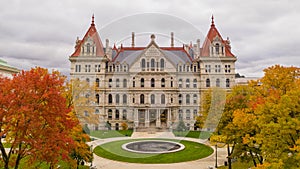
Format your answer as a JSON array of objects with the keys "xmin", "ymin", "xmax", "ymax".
[{"xmin": 88, "ymin": 132, "xmax": 228, "ymax": 169}]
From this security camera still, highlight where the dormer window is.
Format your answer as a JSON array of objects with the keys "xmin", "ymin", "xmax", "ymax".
[
  {"xmin": 215, "ymin": 43, "xmax": 219, "ymax": 54},
  {"xmin": 87, "ymin": 43, "xmax": 91, "ymax": 54}
]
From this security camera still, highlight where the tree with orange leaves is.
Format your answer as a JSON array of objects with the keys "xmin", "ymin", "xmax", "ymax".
[{"xmin": 0, "ymin": 67, "xmax": 77, "ymax": 169}]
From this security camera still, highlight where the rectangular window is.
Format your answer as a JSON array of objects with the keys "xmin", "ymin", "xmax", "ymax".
[
  {"xmin": 179, "ymin": 110, "xmax": 183, "ymax": 121},
  {"xmin": 225, "ymin": 65, "xmax": 231, "ymax": 73},
  {"xmin": 205, "ymin": 65, "xmax": 211, "ymax": 73},
  {"xmin": 85, "ymin": 65, "xmax": 91, "ymax": 72},
  {"xmin": 109, "ymin": 79, "xmax": 112, "ymax": 88},
  {"xmin": 186, "ymin": 111, "xmax": 190, "ymax": 120},
  {"xmin": 215, "ymin": 65, "xmax": 221, "ymax": 73},
  {"xmin": 75, "ymin": 65, "xmax": 81, "ymax": 72}
]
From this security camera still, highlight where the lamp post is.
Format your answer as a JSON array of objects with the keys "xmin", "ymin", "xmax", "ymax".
[
  {"xmin": 90, "ymin": 144, "xmax": 93, "ymax": 167},
  {"xmin": 215, "ymin": 144, "xmax": 218, "ymax": 168}
]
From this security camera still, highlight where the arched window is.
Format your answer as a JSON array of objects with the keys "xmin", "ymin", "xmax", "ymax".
[
  {"xmin": 87, "ymin": 43, "xmax": 90, "ymax": 54},
  {"xmin": 123, "ymin": 94, "xmax": 127, "ymax": 104},
  {"xmin": 186, "ymin": 94, "xmax": 190, "ymax": 104},
  {"xmin": 206, "ymin": 78, "xmax": 210, "ymax": 87},
  {"xmin": 116, "ymin": 78, "xmax": 120, "ymax": 87},
  {"xmin": 96, "ymin": 78, "xmax": 100, "ymax": 87},
  {"xmin": 95, "ymin": 109, "xmax": 99, "ymax": 114},
  {"xmin": 171, "ymin": 77, "xmax": 173, "ymax": 87},
  {"xmin": 215, "ymin": 43, "xmax": 220, "ymax": 54},
  {"xmin": 141, "ymin": 59, "xmax": 146, "ymax": 70},
  {"xmin": 140, "ymin": 94, "xmax": 145, "ymax": 104},
  {"xmin": 160, "ymin": 59, "xmax": 165, "ymax": 70},
  {"xmin": 122, "ymin": 110, "xmax": 127, "ymax": 120},
  {"xmin": 96, "ymin": 94, "xmax": 100, "ymax": 104},
  {"xmin": 193, "ymin": 94, "xmax": 197, "ymax": 104},
  {"xmin": 151, "ymin": 94, "xmax": 155, "ymax": 104},
  {"xmin": 108, "ymin": 94, "xmax": 113, "ymax": 104},
  {"xmin": 179, "ymin": 94, "xmax": 182, "ymax": 104},
  {"xmin": 141, "ymin": 78, "xmax": 145, "ymax": 87},
  {"xmin": 226, "ymin": 78, "xmax": 230, "ymax": 88},
  {"xmin": 193, "ymin": 79, "xmax": 197, "ymax": 88},
  {"xmin": 216, "ymin": 78, "xmax": 220, "ymax": 87},
  {"xmin": 115, "ymin": 109, "xmax": 120, "ymax": 120},
  {"xmin": 186, "ymin": 79, "xmax": 190, "ymax": 88},
  {"xmin": 116, "ymin": 94, "xmax": 120, "ymax": 104},
  {"xmin": 161, "ymin": 94, "xmax": 165, "ymax": 104},
  {"xmin": 178, "ymin": 79, "xmax": 182, "ymax": 88},
  {"xmin": 151, "ymin": 78, "xmax": 155, "ymax": 87},
  {"xmin": 123, "ymin": 79, "xmax": 127, "ymax": 88},
  {"xmin": 151, "ymin": 59, "xmax": 155, "ymax": 70},
  {"xmin": 161, "ymin": 78, "xmax": 165, "ymax": 87},
  {"xmin": 108, "ymin": 109, "xmax": 112, "ymax": 120}
]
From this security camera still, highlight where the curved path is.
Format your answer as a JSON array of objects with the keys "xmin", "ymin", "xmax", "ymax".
[{"xmin": 87, "ymin": 133, "xmax": 228, "ymax": 169}]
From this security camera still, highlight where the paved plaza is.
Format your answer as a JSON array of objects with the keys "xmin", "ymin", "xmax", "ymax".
[{"xmin": 88, "ymin": 132, "xmax": 228, "ymax": 169}]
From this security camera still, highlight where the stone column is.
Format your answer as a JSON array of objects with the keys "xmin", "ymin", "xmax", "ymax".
[
  {"xmin": 156, "ymin": 109, "xmax": 161, "ymax": 127},
  {"xmin": 134, "ymin": 109, "xmax": 139, "ymax": 128},
  {"xmin": 167, "ymin": 108, "xmax": 171, "ymax": 128},
  {"xmin": 145, "ymin": 109, "xmax": 150, "ymax": 127}
]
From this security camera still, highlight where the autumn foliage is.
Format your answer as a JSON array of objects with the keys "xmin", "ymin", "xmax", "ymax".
[
  {"xmin": 209, "ymin": 65, "xmax": 300, "ymax": 168},
  {"xmin": 0, "ymin": 68, "xmax": 78, "ymax": 168}
]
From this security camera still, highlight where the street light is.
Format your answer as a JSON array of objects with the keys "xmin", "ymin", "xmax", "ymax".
[
  {"xmin": 90, "ymin": 144, "xmax": 93, "ymax": 167},
  {"xmin": 215, "ymin": 144, "xmax": 218, "ymax": 168}
]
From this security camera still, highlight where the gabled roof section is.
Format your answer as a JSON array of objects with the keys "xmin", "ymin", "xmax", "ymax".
[
  {"xmin": 201, "ymin": 16, "xmax": 235, "ymax": 57},
  {"xmin": 70, "ymin": 15, "xmax": 105, "ymax": 57}
]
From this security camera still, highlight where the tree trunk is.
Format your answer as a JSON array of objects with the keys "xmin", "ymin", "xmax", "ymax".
[
  {"xmin": 0, "ymin": 142, "xmax": 9, "ymax": 169},
  {"xmin": 249, "ymin": 149, "xmax": 257, "ymax": 167},
  {"xmin": 227, "ymin": 144, "xmax": 232, "ymax": 169}
]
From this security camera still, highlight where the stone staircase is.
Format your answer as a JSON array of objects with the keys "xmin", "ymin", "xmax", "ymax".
[{"xmin": 131, "ymin": 131, "xmax": 175, "ymax": 138}]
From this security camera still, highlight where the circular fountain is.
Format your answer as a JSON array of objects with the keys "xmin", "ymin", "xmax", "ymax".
[{"xmin": 122, "ymin": 140, "xmax": 185, "ymax": 154}]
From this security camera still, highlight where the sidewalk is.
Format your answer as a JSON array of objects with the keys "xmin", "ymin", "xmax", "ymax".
[{"xmin": 88, "ymin": 132, "xmax": 228, "ymax": 169}]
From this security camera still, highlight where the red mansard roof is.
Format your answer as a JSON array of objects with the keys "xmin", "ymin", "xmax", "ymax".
[
  {"xmin": 201, "ymin": 16, "xmax": 235, "ymax": 57},
  {"xmin": 71, "ymin": 15, "xmax": 105, "ymax": 57}
]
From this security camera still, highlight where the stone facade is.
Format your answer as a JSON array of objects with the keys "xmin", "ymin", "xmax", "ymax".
[
  {"xmin": 69, "ymin": 16, "xmax": 237, "ymax": 131},
  {"xmin": 0, "ymin": 59, "xmax": 19, "ymax": 78}
]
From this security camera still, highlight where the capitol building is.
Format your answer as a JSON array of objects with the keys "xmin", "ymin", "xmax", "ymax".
[{"xmin": 69, "ymin": 16, "xmax": 236, "ymax": 131}]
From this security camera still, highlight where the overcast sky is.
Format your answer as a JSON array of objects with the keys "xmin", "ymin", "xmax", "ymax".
[{"xmin": 0, "ymin": 0, "xmax": 299, "ymax": 77}]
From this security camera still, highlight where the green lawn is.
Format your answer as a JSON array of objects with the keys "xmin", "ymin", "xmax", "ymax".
[
  {"xmin": 173, "ymin": 130, "xmax": 212, "ymax": 139},
  {"xmin": 0, "ymin": 156, "xmax": 89, "ymax": 169},
  {"xmin": 218, "ymin": 160, "xmax": 254, "ymax": 169},
  {"xmin": 90, "ymin": 129, "xmax": 133, "ymax": 139},
  {"xmin": 94, "ymin": 138, "xmax": 213, "ymax": 164}
]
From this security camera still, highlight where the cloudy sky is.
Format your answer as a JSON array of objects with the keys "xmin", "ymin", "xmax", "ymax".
[{"xmin": 0, "ymin": 0, "xmax": 299, "ymax": 77}]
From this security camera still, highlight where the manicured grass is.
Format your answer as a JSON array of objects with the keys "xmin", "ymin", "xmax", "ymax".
[
  {"xmin": 173, "ymin": 131, "xmax": 212, "ymax": 139},
  {"xmin": 218, "ymin": 160, "xmax": 254, "ymax": 169},
  {"xmin": 90, "ymin": 129, "xmax": 133, "ymax": 139},
  {"xmin": 0, "ymin": 156, "xmax": 89, "ymax": 169},
  {"xmin": 94, "ymin": 138, "xmax": 213, "ymax": 164}
]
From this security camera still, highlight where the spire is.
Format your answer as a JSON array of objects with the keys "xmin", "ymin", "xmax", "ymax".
[
  {"xmin": 211, "ymin": 14, "xmax": 215, "ymax": 27},
  {"xmin": 91, "ymin": 14, "xmax": 95, "ymax": 26}
]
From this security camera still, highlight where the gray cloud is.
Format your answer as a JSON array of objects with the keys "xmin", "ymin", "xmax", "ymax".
[{"xmin": 0, "ymin": 0, "xmax": 299, "ymax": 77}]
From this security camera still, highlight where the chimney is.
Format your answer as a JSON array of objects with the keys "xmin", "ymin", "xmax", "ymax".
[
  {"xmin": 171, "ymin": 32, "xmax": 174, "ymax": 47},
  {"xmin": 131, "ymin": 32, "xmax": 135, "ymax": 47},
  {"xmin": 197, "ymin": 39, "xmax": 200, "ymax": 49},
  {"xmin": 105, "ymin": 39, "xmax": 109, "ymax": 54}
]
